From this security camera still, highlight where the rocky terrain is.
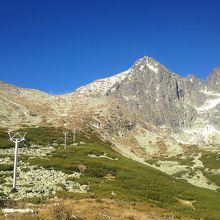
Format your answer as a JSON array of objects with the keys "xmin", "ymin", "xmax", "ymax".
[
  {"xmin": 0, "ymin": 56, "xmax": 220, "ymax": 191},
  {"xmin": 0, "ymin": 143, "xmax": 88, "ymax": 200}
]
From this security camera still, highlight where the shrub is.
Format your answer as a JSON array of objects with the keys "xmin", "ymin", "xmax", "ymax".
[{"xmin": 49, "ymin": 204, "xmax": 73, "ymax": 220}]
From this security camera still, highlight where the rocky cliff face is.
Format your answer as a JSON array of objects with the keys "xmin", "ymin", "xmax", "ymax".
[
  {"xmin": 89, "ymin": 57, "xmax": 219, "ymax": 145},
  {"xmin": 208, "ymin": 68, "xmax": 220, "ymax": 92},
  {"xmin": 107, "ymin": 57, "xmax": 201, "ymax": 130},
  {"xmin": 1, "ymin": 56, "xmax": 220, "ymax": 155}
]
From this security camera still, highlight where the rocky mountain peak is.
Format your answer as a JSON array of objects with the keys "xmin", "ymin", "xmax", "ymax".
[
  {"xmin": 131, "ymin": 56, "xmax": 161, "ymax": 73},
  {"xmin": 213, "ymin": 67, "xmax": 220, "ymax": 72},
  {"xmin": 207, "ymin": 68, "xmax": 220, "ymax": 92},
  {"xmin": 133, "ymin": 56, "xmax": 158, "ymax": 64},
  {"xmin": 74, "ymin": 56, "xmax": 176, "ymax": 97}
]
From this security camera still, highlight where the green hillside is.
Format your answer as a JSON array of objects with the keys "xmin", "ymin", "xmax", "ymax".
[{"xmin": 0, "ymin": 127, "xmax": 220, "ymax": 220}]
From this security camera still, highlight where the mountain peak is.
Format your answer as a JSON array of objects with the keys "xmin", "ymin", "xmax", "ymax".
[
  {"xmin": 207, "ymin": 68, "xmax": 220, "ymax": 92},
  {"xmin": 134, "ymin": 56, "xmax": 159, "ymax": 65},
  {"xmin": 132, "ymin": 56, "xmax": 160, "ymax": 73},
  {"xmin": 212, "ymin": 68, "xmax": 220, "ymax": 74}
]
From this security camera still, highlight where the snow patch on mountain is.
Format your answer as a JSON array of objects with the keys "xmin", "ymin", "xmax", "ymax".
[
  {"xmin": 201, "ymin": 88, "xmax": 220, "ymax": 97},
  {"xmin": 196, "ymin": 98, "xmax": 220, "ymax": 112},
  {"xmin": 147, "ymin": 63, "xmax": 159, "ymax": 73},
  {"xmin": 195, "ymin": 89, "xmax": 220, "ymax": 112}
]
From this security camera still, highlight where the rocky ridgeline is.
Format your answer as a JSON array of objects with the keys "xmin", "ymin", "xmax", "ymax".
[{"xmin": 0, "ymin": 81, "xmax": 21, "ymax": 95}]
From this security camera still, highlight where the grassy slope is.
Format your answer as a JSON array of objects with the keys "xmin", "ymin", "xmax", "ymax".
[{"xmin": 0, "ymin": 127, "xmax": 220, "ymax": 219}]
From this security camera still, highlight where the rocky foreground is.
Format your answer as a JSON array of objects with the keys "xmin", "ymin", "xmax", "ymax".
[{"xmin": 0, "ymin": 144, "xmax": 88, "ymax": 200}]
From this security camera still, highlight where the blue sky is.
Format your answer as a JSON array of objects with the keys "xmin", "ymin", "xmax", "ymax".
[{"xmin": 0, "ymin": 0, "xmax": 220, "ymax": 94}]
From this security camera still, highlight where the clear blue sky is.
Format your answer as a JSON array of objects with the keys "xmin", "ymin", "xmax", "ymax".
[{"xmin": 0, "ymin": 0, "xmax": 220, "ymax": 94}]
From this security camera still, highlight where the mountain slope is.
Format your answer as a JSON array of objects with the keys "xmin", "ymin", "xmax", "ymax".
[
  {"xmin": 0, "ymin": 127, "xmax": 220, "ymax": 220},
  {"xmin": 0, "ymin": 56, "xmax": 220, "ymax": 190}
]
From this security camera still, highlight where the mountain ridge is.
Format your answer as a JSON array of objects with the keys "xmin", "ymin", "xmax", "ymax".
[
  {"xmin": 1, "ymin": 56, "xmax": 220, "ymax": 147},
  {"xmin": 1, "ymin": 56, "xmax": 219, "ymax": 96}
]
